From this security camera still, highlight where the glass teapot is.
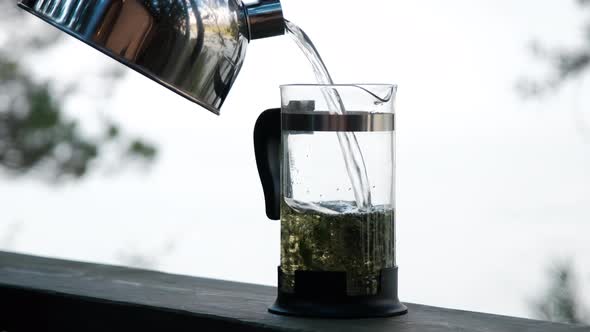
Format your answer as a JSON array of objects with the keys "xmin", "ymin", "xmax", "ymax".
[{"xmin": 254, "ymin": 84, "xmax": 407, "ymax": 318}]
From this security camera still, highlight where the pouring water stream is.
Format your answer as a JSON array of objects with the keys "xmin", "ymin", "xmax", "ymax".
[{"xmin": 284, "ymin": 20, "xmax": 374, "ymax": 210}]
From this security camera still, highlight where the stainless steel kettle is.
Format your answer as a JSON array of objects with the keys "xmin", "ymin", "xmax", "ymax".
[{"xmin": 18, "ymin": 0, "xmax": 284, "ymax": 114}]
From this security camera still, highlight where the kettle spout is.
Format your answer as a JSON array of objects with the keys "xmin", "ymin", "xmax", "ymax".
[{"xmin": 245, "ymin": 0, "xmax": 285, "ymax": 40}]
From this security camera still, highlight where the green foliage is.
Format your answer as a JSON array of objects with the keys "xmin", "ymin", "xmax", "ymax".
[
  {"xmin": 0, "ymin": 0, "xmax": 158, "ymax": 182},
  {"xmin": 521, "ymin": 3, "xmax": 590, "ymax": 324},
  {"xmin": 518, "ymin": 0, "xmax": 590, "ymax": 97},
  {"xmin": 0, "ymin": 56, "xmax": 157, "ymax": 181},
  {"xmin": 532, "ymin": 262, "xmax": 588, "ymax": 325},
  {"xmin": 0, "ymin": 63, "xmax": 92, "ymax": 178},
  {"xmin": 128, "ymin": 140, "xmax": 157, "ymax": 160}
]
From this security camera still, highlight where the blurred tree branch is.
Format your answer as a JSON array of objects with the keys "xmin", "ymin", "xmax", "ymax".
[
  {"xmin": 520, "ymin": 2, "xmax": 590, "ymax": 325},
  {"xmin": 0, "ymin": 0, "xmax": 157, "ymax": 182},
  {"xmin": 531, "ymin": 261, "xmax": 588, "ymax": 325},
  {"xmin": 517, "ymin": 0, "xmax": 590, "ymax": 97}
]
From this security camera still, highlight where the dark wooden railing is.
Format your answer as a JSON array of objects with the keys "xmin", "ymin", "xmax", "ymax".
[{"xmin": 0, "ymin": 251, "xmax": 587, "ymax": 332}]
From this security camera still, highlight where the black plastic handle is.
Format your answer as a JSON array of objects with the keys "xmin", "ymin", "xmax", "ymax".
[{"xmin": 254, "ymin": 108, "xmax": 281, "ymax": 220}]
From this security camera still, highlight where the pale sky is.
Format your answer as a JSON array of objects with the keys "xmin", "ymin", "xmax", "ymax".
[{"xmin": 2, "ymin": 0, "xmax": 590, "ymax": 319}]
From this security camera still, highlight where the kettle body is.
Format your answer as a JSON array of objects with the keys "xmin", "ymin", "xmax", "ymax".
[{"xmin": 18, "ymin": 0, "xmax": 284, "ymax": 114}]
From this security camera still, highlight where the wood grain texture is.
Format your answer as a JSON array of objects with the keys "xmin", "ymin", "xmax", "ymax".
[{"xmin": 0, "ymin": 251, "xmax": 588, "ymax": 332}]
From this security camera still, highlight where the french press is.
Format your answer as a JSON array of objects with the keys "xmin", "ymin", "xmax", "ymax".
[{"xmin": 254, "ymin": 84, "xmax": 407, "ymax": 317}]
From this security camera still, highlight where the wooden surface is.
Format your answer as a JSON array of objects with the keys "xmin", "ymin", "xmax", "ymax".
[{"xmin": 0, "ymin": 251, "xmax": 588, "ymax": 332}]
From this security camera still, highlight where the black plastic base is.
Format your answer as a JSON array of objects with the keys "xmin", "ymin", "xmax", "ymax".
[{"xmin": 269, "ymin": 266, "xmax": 408, "ymax": 318}]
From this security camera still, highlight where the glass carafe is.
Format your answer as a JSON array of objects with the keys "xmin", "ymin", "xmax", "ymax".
[{"xmin": 254, "ymin": 84, "xmax": 407, "ymax": 318}]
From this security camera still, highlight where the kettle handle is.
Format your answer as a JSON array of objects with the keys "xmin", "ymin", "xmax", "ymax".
[{"xmin": 254, "ymin": 108, "xmax": 281, "ymax": 220}]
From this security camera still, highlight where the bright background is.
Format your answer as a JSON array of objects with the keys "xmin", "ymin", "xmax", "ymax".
[{"xmin": 2, "ymin": 0, "xmax": 590, "ymax": 319}]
